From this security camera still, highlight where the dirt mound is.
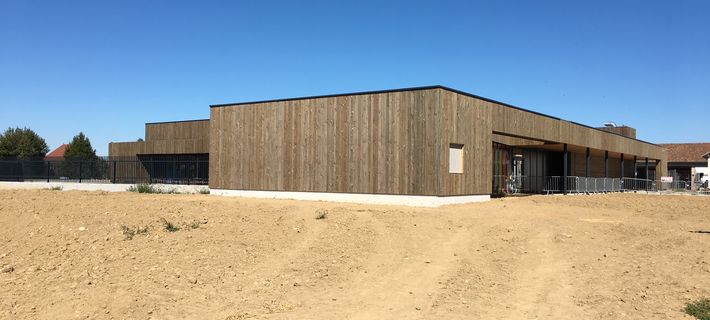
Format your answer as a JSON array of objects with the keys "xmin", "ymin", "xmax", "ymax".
[{"xmin": 1, "ymin": 190, "xmax": 708, "ymax": 319}]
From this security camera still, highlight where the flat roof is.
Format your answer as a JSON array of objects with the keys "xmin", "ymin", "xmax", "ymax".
[
  {"xmin": 209, "ymin": 85, "xmax": 661, "ymax": 147},
  {"xmin": 145, "ymin": 119, "xmax": 210, "ymax": 125}
]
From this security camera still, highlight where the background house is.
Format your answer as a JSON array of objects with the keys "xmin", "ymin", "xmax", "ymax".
[
  {"xmin": 45, "ymin": 144, "xmax": 68, "ymax": 160},
  {"xmin": 658, "ymin": 143, "xmax": 710, "ymax": 183}
]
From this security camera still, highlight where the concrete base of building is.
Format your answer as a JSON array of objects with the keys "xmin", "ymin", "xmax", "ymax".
[
  {"xmin": 0, "ymin": 181, "xmax": 209, "ymax": 194},
  {"xmin": 210, "ymin": 189, "xmax": 490, "ymax": 207}
]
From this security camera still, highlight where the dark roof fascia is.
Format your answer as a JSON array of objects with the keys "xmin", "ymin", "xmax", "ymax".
[
  {"xmin": 209, "ymin": 85, "xmax": 660, "ymax": 147},
  {"xmin": 209, "ymin": 85, "xmax": 444, "ymax": 108},
  {"xmin": 145, "ymin": 119, "xmax": 210, "ymax": 125}
]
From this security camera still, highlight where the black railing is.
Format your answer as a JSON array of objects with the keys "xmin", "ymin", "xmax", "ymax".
[{"xmin": 0, "ymin": 156, "xmax": 208, "ymax": 185}]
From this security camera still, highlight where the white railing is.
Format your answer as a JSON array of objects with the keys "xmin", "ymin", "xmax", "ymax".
[
  {"xmin": 499, "ymin": 176, "xmax": 700, "ymax": 195},
  {"xmin": 621, "ymin": 178, "xmax": 655, "ymax": 192},
  {"xmin": 544, "ymin": 176, "xmax": 622, "ymax": 194}
]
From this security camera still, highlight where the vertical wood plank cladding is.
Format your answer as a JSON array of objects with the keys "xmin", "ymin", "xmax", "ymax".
[
  {"xmin": 110, "ymin": 119, "xmax": 210, "ymax": 158},
  {"xmin": 438, "ymin": 89, "xmax": 493, "ymax": 196},
  {"xmin": 209, "ymin": 108, "xmax": 221, "ymax": 187},
  {"xmin": 108, "ymin": 139, "xmax": 209, "ymax": 157},
  {"xmin": 328, "ymin": 98, "xmax": 338, "ymax": 191},
  {"xmin": 454, "ymin": 90, "xmax": 666, "ymax": 179},
  {"xmin": 209, "ymin": 90, "xmax": 442, "ymax": 195},
  {"xmin": 335, "ymin": 96, "xmax": 348, "ymax": 192},
  {"xmin": 207, "ymin": 86, "xmax": 666, "ymax": 196},
  {"xmin": 488, "ymin": 103, "xmax": 664, "ymax": 160},
  {"xmin": 145, "ymin": 120, "xmax": 210, "ymax": 141}
]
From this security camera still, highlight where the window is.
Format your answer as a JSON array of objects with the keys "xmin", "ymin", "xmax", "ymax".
[{"xmin": 449, "ymin": 143, "xmax": 464, "ymax": 174}]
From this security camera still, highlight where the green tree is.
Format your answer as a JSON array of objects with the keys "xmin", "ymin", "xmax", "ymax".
[
  {"xmin": 64, "ymin": 132, "xmax": 98, "ymax": 160},
  {"xmin": 62, "ymin": 132, "xmax": 105, "ymax": 179},
  {"xmin": 0, "ymin": 127, "xmax": 49, "ymax": 159}
]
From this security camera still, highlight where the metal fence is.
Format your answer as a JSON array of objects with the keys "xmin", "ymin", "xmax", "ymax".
[
  {"xmin": 544, "ymin": 176, "xmax": 627, "ymax": 194},
  {"xmin": 542, "ymin": 177, "xmax": 700, "ymax": 194},
  {"xmin": 0, "ymin": 156, "xmax": 208, "ymax": 185}
]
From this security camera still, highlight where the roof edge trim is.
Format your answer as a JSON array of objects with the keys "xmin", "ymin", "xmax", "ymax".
[
  {"xmin": 145, "ymin": 119, "xmax": 210, "ymax": 125},
  {"xmin": 209, "ymin": 85, "xmax": 660, "ymax": 147}
]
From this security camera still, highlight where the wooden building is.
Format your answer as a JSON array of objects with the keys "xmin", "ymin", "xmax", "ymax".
[
  {"xmin": 658, "ymin": 142, "xmax": 710, "ymax": 182},
  {"xmin": 110, "ymin": 86, "xmax": 667, "ymax": 203},
  {"xmin": 108, "ymin": 119, "xmax": 209, "ymax": 184}
]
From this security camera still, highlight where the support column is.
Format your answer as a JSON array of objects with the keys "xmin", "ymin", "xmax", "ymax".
[
  {"xmin": 585, "ymin": 147, "xmax": 590, "ymax": 177},
  {"xmin": 604, "ymin": 151, "xmax": 609, "ymax": 177},
  {"xmin": 563, "ymin": 144, "xmax": 568, "ymax": 195},
  {"xmin": 644, "ymin": 158, "xmax": 650, "ymax": 192},
  {"xmin": 634, "ymin": 156, "xmax": 638, "ymax": 178},
  {"xmin": 645, "ymin": 158, "xmax": 649, "ymax": 180},
  {"xmin": 620, "ymin": 153, "xmax": 624, "ymax": 178}
]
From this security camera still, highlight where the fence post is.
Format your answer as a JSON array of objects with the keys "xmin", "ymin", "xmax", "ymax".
[
  {"xmin": 78, "ymin": 161, "xmax": 82, "ymax": 183},
  {"xmin": 46, "ymin": 161, "xmax": 50, "ymax": 183},
  {"xmin": 112, "ymin": 160, "xmax": 116, "ymax": 184}
]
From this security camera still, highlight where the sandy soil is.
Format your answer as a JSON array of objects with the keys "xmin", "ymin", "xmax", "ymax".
[{"xmin": 1, "ymin": 189, "xmax": 709, "ymax": 320}]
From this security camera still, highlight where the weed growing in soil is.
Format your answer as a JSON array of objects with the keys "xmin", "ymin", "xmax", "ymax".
[
  {"xmin": 128, "ymin": 184, "xmax": 160, "ymax": 193},
  {"xmin": 686, "ymin": 298, "xmax": 710, "ymax": 320},
  {"xmin": 161, "ymin": 218, "xmax": 180, "ymax": 232},
  {"xmin": 46, "ymin": 186, "xmax": 63, "ymax": 191},
  {"xmin": 315, "ymin": 209, "xmax": 328, "ymax": 220},
  {"xmin": 198, "ymin": 188, "xmax": 210, "ymax": 194},
  {"xmin": 189, "ymin": 220, "xmax": 202, "ymax": 229},
  {"xmin": 127, "ymin": 184, "xmax": 180, "ymax": 194},
  {"xmin": 121, "ymin": 225, "xmax": 149, "ymax": 240}
]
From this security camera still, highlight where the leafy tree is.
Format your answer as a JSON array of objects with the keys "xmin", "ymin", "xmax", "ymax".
[
  {"xmin": 61, "ymin": 132, "xmax": 105, "ymax": 179},
  {"xmin": 64, "ymin": 132, "xmax": 98, "ymax": 160},
  {"xmin": 0, "ymin": 127, "xmax": 49, "ymax": 159}
]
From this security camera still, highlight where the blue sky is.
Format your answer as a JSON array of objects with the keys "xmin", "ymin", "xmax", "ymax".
[{"xmin": 1, "ymin": 0, "xmax": 708, "ymax": 155}]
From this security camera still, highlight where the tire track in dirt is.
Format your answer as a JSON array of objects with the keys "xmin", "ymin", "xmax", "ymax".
[
  {"xmin": 273, "ymin": 211, "xmax": 474, "ymax": 319},
  {"xmin": 500, "ymin": 230, "xmax": 581, "ymax": 319},
  {"xmin": 218, "ymin": 213, "xmax": 332, "ymax": 317}
]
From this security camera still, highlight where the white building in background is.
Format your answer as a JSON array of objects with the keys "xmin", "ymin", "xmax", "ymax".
[{"xmin": 691, "ymin": 152, "xmax": 710, "ymax": 190}]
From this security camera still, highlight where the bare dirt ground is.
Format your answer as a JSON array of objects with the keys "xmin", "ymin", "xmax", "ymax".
[{"xmin": 1, "ymin": 190, "xmax": 709, "ymax": 320}]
